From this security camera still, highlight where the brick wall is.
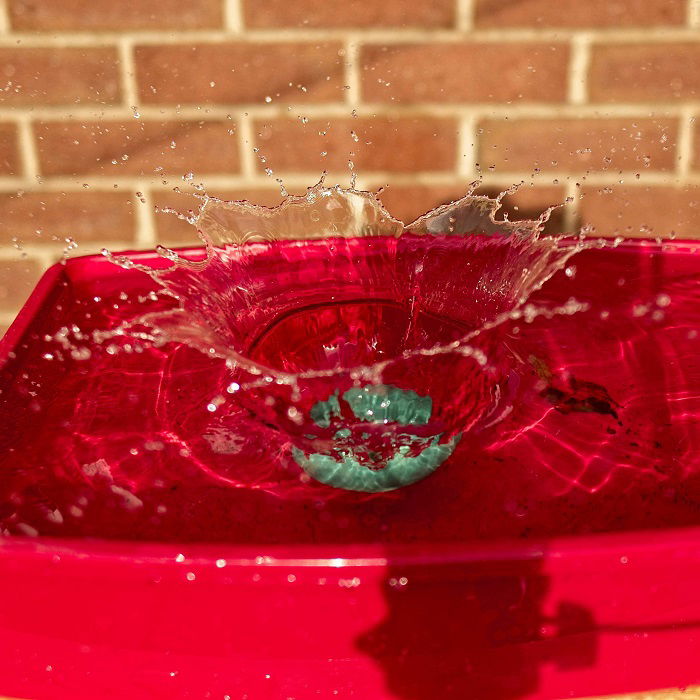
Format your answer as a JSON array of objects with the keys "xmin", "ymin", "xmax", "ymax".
[{"xmin": 1, "ymin": 0, "xmax": 700, "ymax": 330}]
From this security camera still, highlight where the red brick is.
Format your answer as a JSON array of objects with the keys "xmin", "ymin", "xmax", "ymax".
[
  {"xmin": 361, "ymin": 43, "xmax": 569, "ymax": 104},
  {"xmin": 135, "ymin": 43, "xmax": 345, "ymax": 105},
  {"xmin": 475, "ymin": 0, "xmax": 685, "ymax": 27},
  {"xmin": 8, "ymin": 0, "xmax": 223, "ymax": 30},
  {"xmin": 0, "ymin": 124, "xmax": 20, "ymax": 176},
  {"xmin": 579, "ymin": 186, "xmax": 700, "ymax": 237},
  {"xmin": 479, "ymin": 118, "xmax": 677, "ymax": 173},
  {"xmin": 153, "ymin": 188, "xmax": 296, "ymax": 244},
  {"xmin": 243, "ymin": 0, "xmax": 455, "ymax": 28},
  {"xmin": 35, "ymin": 120, "xmax": 240, "ymax": 177},
  {"xmin": 590, "ymin": 44, "xmax": 700, "ymax": 102},
  {"xmin": 253, "ymin": 117, "xmax": 457, "ymax": 173},
  {"xmin": 0, "ymin": 258, "xmax": 44, "ymax": 314},
  {"xmin": 0, "ymin": 47, "xmax": 120, "ymax": 106},
  {"xmin": 0, "ymin": 191, "xmax": 136, "ymax": 244}
]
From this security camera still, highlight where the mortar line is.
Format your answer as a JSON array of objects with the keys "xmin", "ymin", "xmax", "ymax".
[
  {"xmin": 0, "ymin": 103, "xmax": 693, "ymax": 121},
  {"xmin": 0, "ymin": 171, "xmax": 694, "ymax": 190},
  {"xmin": 0, "ymin": 0, "xmax": 10, "ymax": 33},
  {"xmin": 224, "ymin": 0, "xmax": 244, "ymax": 33},
  {"xmin": 0, "ymin": 246, "xmax": 57, "ymax": 272},
  {"xmin": 457, "ymin": 115, "xmax": 478, "ymax": 178},
  {"xmin": 241, "ymin": 27, "xmax": 700, "ymax": 42},
  {"xmin": 352, "ymin": 172, "xmax": 370, "ymax": 190},
  {"xmin": 344, "ymin": 37, "xmax": 361, "ymax": 108},
  {"xmin": 134, "ymin": 187, "xmax": 156, "ymax": 247},
  {"xmin": 568, "ymin": 34, "xmax": 591, "ymax": 105},
  {"xmin": 562, "ymin": 180, "xmax": 580, "ymax": 232},
  {"xmin": 360, "ymin": 171, "xmax": 700, "ymax": 186},
  {"xmin": 33, "ymin": 248, "xmax": 58, "ymax": 269},
  {"xmin": 0, "ymin": 247, "xmax": 55, "ymax": 261},
  {"xmin": 16, "ymin": 118, "xmax": 39, "ymax": 181},
  {"xmin": 689, "ymin": 0, "xmax": 700, "ymax": 27},
  {"xmin": 118, "ymin": 39, "xmax": 139, "ymax": 107},
  {"xmin": 456, "ymin": 0, "xmax": 474, "ymax": 31},
  {"xmin": 676, "ymin": 107, "xmax": 696, "ymax": 177},
  {"xmin": 0, "ymin": 311, "xmax": 21, "ymax": 324},
  {"xmin": 0, "ymin": 244, "xmax": 145, "ymax": 261},
  {"xmin": 2, "ymin": 28, "xmax": 700, "ymax": 46},
  {"xmin": 237, "ymin": 114, "xmax": 257, "ymax": 179}
]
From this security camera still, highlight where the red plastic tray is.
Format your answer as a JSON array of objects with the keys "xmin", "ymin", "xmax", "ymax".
[{"xmin": 0, "ymin": 247, "xmax": 699, "ymax": 699}]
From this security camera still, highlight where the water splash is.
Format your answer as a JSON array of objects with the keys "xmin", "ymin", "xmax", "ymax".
[
  {"xmin": 5, "ymin": 183, "xmax": 700, "ymax": 541},
  {"xmin": 102, "ymin": 183, "xmax": 581, "ymax": 491}
]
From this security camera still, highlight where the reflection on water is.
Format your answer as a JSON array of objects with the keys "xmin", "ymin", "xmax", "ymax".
[{"xmin": 358, "ymin": 553, "xmax": 595, "ymax": 699}]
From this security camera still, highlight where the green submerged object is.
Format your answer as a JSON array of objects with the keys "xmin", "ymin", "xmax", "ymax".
[{"xmin": 293, "ymin": 385, "xmax": 460, "ymax": 492}]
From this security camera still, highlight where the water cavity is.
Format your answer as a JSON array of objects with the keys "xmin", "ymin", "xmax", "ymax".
[{"xmin": 1, "ymin": 183, "xmax": 699, "ymax": 543}]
